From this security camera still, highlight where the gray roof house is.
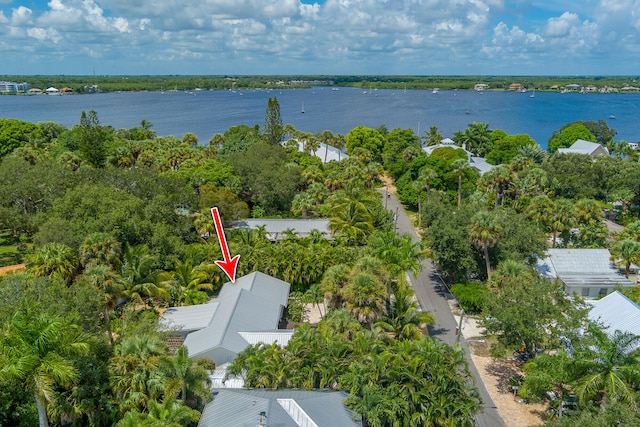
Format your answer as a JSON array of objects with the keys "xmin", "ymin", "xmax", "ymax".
[
  {"xmin": 536, "ymin": 248, "xmax": 634, "ymax": 298},
  {"xmin": 557, "ymin": 139, "xmax": 609, "ymax": 157},
  {"xmin": 160, "ymin": 271, "xmax": 292, "ymax": 366},
  {"xmin": 230, "ymin": 218, "xmax": 332, "ymax": 241},
  {"xmin": 423, "ymin": 138, "xmax": 495, "ymax": 175},
  {"xmin": 285, "ymin": 139, "xmax": 348, "ymax": 163},
  {"xmin": 588, "ymin": 291, "xmax": 640, "ymax": 352},
  {"xmin": 198, "ymin": 389, "xmax": 360, "ymax": 427}
]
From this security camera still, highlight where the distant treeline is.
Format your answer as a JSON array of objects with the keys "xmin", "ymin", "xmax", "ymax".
[{"xmin": 2, "ymin": 74, "xmax": 640, "ymax": 93}]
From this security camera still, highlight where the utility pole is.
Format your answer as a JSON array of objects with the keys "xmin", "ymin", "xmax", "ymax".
[{"xmin": 456, "ymin": 309, "xmax": 465, "ymax": 343}]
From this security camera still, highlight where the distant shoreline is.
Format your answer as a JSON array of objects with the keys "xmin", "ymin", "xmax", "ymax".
[{"xmin": 2, "ymin": 75, "xmax": 639, "ymax": 94}]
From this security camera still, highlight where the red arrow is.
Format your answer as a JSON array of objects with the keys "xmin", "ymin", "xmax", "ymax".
[{"xmin": 211, "ymin": 207, "xmax": 240, "ymax": 283}]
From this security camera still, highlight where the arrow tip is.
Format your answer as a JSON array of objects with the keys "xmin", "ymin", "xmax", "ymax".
[{"xmin": 215, "ymin": 254, "xmax": 241, "ymax": 283}]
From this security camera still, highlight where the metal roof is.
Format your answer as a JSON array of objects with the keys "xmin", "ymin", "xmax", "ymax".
[
  {"xmin": 238, "ymin": 330, "xmax": 295, "ymax": 347},
  {"xmin": 589, "ymin": 291, "xmax": 640, "ymax": 340},
  {"xmin": 160, "ymin": 301, "xmax": 219, "ymax": 333},
  {"xmin": 198, "ymin": 389, "xmax": 359, "ymax": 427},
  {"xmin": 536, "ymin": 249, "xmax": 633, "ymax": 287},
  {"xmin": 230, "ymin": 219, "xmax": 332, "ymax": 239},
  {"xmin": 183, "ymin": 272, "xmax": 290, "ymax": 364}
]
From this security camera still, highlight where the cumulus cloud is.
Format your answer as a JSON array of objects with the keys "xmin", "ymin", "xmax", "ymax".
[{"xmin": 0, "ymin": 0, "xmax": 639, "ymax": 74}]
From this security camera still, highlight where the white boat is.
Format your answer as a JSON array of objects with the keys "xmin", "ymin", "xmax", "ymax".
[
  {"xmin": 432, "ymin": 88, "xmax": 439, "ymax": 94},
  {"xmin": 301, "ymin": 102, "xmax": 305, "ymax": 114},
  {"xmin": 609, "ymin": 115, "xmax": 616, "ymax": 119},
  {"xmin": 530, "ymin": 88, "xmax": 535, "ymax": 98}
]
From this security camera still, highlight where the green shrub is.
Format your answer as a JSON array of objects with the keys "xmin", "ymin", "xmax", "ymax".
[{"xmin": 451, "ymin": 282, "xmax": 488, "ymax": 314}]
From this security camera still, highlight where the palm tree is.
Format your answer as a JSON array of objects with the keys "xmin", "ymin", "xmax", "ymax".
[
  {"xmin": 328, "ymin": 200, "xmax": 374, "ymax": 245},
  {"xmin": 79, "ymin": 232, "xmax": 122, "ymax": 269},
  {"xmin": 451, "ymin": 158, "xmax": 470, "ymax": 208},
  {"xmin": 81, "ymin": 264, "xmax": 124, "ymax": 345},
  {"xmin": 344, "ymin": 272, "xmax": 386, "ymax": 327},
  {"xmin": 0, "ymin": 303, "xmax": 90, "ymax": 427},
  {"xmin": 109, "ymin": 334, "xmax": 169, "ymax": 413},
  {"xmin": 321, "ymin": 264, "xmax": 351, "ymax": 310},
  {"xmin": 117, "ymin": 397, "xmax": 201, "ymax": 427},
  {"xmin": 463, "ymin": 122, "xmax": 492, "ymax": 156},
  {"xmin": 165, "ymin": 259, "xmax": 213, "ymax": 306},
  {"xmin": 160, "ymin": 345, "xmax": 211, "ymax": 409},
  {"xmin": 468, "ymin": 210, "xmax": 501, "ymax": 280},
  {"xmin": 376, "ymin": 284, "xmax": 434, "ymax": 340},
  {"xmin": 610, "ymin": 239, "xmax": 640, "ymax": 278},
  {"xmin": 425, "ymin": 126, "xmax": 442, "ymax": 147},
  {"xmin": 573, "ymin": 323, "xmax": 640, "ymax": 408},
  {"xmin": 550, "ymin": 198, "xmax": 577, "ymax": 247},
  {"xmin": 291, "ymin": 192, "xmax": 316, "ymax": 219},
  {"xmin": 26, "ymin": 242, "xmax": 78, "ymax": 284},
  {"xmin": 120, "ymin": 245, "xmax": 169, "ymax": 305}
]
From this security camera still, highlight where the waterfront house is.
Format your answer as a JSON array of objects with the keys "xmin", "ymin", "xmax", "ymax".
[
  {"xmin": 536, "ymin": 248, "xmax": 634, "ymax": 298},
  {"xmin": 556, "ymin": 139, "xmax": 609, "ymax": 157},
  {"xmin": 423, "ymin": 138, "xmax": 495, "ymax": 175}
]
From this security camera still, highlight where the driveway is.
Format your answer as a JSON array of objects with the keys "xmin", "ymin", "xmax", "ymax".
[{"xmin": 381, "ymin": 189, "xmax": 504, "ymax": 427}]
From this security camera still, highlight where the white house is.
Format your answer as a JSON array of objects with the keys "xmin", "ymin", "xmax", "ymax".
[
  {"xmin": 423, "ymin": 138, "xmax": 495, "ymax": 175},
  {"xmin": 536, "ymin": 248, "xmax": 634, "ymax": 298},
  {"xmin": 557, "ymin": 139, "xmax": 609, "ymax": 157}
]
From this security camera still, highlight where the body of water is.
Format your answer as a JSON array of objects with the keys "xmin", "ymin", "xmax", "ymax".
[{"xmin": 1, "ymin": 87, "xmax": 639, "ymax": 149}]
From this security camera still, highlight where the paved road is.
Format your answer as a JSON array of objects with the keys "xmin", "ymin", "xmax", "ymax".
[{"xmin": 383, "ymin": 190, "xmax": 504, "ymax": 427}]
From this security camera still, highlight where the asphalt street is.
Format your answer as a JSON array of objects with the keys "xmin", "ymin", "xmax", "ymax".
[{"xmin": 382, "ymin": 190, "xmax": 505, "ymax": 427}]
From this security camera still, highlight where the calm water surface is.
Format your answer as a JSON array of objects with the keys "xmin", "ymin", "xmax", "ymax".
[{"xmin": 1, "ymin": 87, "xmax": 639, "ymax": 149}]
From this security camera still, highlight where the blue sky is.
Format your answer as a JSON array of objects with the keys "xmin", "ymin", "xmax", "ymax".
[{"xmin": 1, "ymin": 0, "xmax": 638, "ymax": 75}]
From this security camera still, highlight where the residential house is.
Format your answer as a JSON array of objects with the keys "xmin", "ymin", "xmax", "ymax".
[
  {"xmin": 198, "ymin": 389, "xmax": 360, "ymax": 427},
  {"xmin": 588, "ymin": 291, "xmax": 640, "ymax": 352},
  {"xmin": 230, "ymin": 218, "xmax": 332, "ymax": 241},
  {"xmin": 536, "ymin": 248, "xmax": 634, "ymax": 298},
  {"xmin": 556, "ymin": 139, "xmax": 609, "ymax": 157},
  {"xmin": 286, "ymin": 139, "xmax": 348, "ymax": 163},
  {"xmin": 508, "ymin": 83, "xmax": 524, "ymax": 91},
  {"xmin": 423, "ymin": 138, "xmax": 495, "ymax": 175},
  {"xmin": 474, "ymin": 83, "xmax": 490, "ymax": 91},
  {"xmin": 160, "ymin": 271, "xmax": 292, "ymax": 366},
  {"xmin": 0, "ymin": 81, "xmax": 28, "ymax": 93}
]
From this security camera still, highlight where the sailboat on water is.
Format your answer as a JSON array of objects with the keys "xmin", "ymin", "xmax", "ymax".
[{"xmin": 301, "ymin": 102, "xmax": 305, "ymax": 114}]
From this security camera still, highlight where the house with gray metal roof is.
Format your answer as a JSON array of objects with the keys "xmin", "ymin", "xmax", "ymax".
[
  {"xmin": 588, "ymin": 291, "xmax": 640, "ymax": 352},
  {"xmin": 230, "ymin": 218, "xmax": 332, "ymax": 241},
  {"xmin": 160, "ymin": 271, "xmax": 291, "ymax": 366},
  {"xmin": 557, "ymin": 139, "xmax": 609, "ymax": 157},
  {"xmin": 536, "ymin": 248, "xmax": 634, "ymax": 298},
  {"xmin": 423, "ymin": 138, "xmax": 495, "ymax": 175},
  {"xmin": 198, "ymin": 389, "xmax": 360, "ymax": 427}
]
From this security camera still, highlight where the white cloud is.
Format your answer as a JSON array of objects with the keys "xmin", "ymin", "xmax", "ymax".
[
  {"xmin": 10, "ymin": 6, "xmax": 33, "ymax": 26},
  {"xmin": 1, "ymin": 0, "xmax": 640, "ymax": 74}
]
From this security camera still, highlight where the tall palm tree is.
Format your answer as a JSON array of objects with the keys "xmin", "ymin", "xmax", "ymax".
[
  {"xmin": 26, "ymin": 242, "xmax": 78, "ymax": 284},
  {"xmin": 468, "ymin": 210, "xmax": 501, "ymax": 280},
  {"xmin": 344, "ymin": 272, "xmax": 386, "ymax": 327},
  {"xmin": 291, "ymin": 192, "xmax": 316, "ymax": 219},
  {"xmin": 79, "ymin": 232, "xmax": 122, "ymax": 269},
  {"xmin": 81, "ymin": 264, "xmax": 124, "ymax": 345},
  {"xmin": 550, "ymin": 198, "xmax": 577, "ymax": 247},
  {"xmin": 376, "ymin": 284, "xmax": 435, "ymax": 340},
  {"xmin": 160, "ymin": 345, "xmax": 211, "ymax": 409},
  {"xmin": 425, "ymin": 126, "xmax": 442, "ymax": 147},
  {"xmin": 573, "ymin": 323, "xmax": 640, "ymax": 408},
  {"xmin": 610, "ymin": 239, "xmax": 640, "ymax": 278},
  {"xmin": 321, "ymin": 264, "xmax": 351, "ymax": 310},
  {"xmin": 165, "ymin": 259, "xmax": 213, "ymax": 306},
  {"xmin": 120, "ymin": 245, "xmax": 169, "ymax": 305},
  {"xmin": 109, "ymin": 334, "xmax": 169, "ymax": 413},
  {"xmin": 451, "ymin": 158, "xmax": 470, "ymax": 208},
  {"xmin": 0, "ymin": 303, "xmax": 90, "ymax": 427},
  {"xmin": 328, "ymin": 200, "xmax": 374, "ymax": 245}
]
